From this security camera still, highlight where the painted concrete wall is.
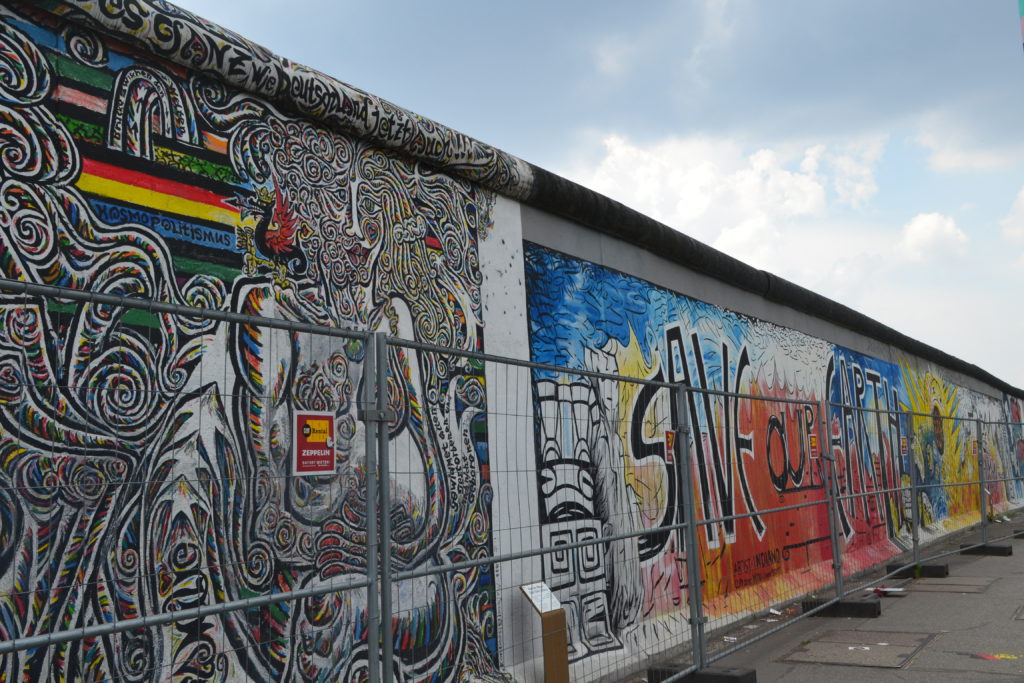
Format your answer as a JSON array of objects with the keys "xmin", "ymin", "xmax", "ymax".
[
  {"xmin": 519, "ymin": 239, "xmax": 1021, "ymax": 676},
  {"xmin": 0, "ymin": 4, "xmax": 503, "ymax": 679},
  {"xmin": 0, "ymin": 2, "xmax": 1021, "ymax": 682}
]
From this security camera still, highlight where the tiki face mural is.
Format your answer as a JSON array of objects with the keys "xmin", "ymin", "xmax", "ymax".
[{"xmin": 0, "ymin": 3, "xmax": 500, "ymax": 681}]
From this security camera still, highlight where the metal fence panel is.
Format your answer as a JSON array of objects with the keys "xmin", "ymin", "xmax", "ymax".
[
  {"xmin": 684, "ymin": 390, "xmax": 835, "ymax": 663},
  {"xmin": 1, "ymin": 281, "xmax": 1024, "ymax": 681},
  {"xmin": 826, "ymin": 402, "xmax": 916, "ymax": 585},
  {"xmin": 382, "ymin": 339, "xmax": 696, "ymax": 682},
  {"xmin": 0, "ymin": 287, "xmax": 378, "ymax": 681}
]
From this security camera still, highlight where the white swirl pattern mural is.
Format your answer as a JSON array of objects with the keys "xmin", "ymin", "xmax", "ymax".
[{"xmin": 0, "ymin": 3, "xmax": 503, "ymax": 680}]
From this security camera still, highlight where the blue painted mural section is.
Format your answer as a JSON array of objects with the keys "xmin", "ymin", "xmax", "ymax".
[
  {"xmin": 524, "ymin": 242, "xmax": 751, "ymax": 381},
  {"xmin": 827, "ymin": 347, "xmax": 914, "ymax": 540}
]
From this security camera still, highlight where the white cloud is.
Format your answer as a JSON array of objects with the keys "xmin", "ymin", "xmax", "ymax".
[
  {"xmin": 686, "ymin": 0, "xmax": 735, "ymax": 87},
  {"xmin": 561, "ymin": 132, "xmax": 899, "ymax": 298},
  {"xmin": 915, "ymin": 123, "xmax": 1018, "ymax": 173},
  {"xmin": 570, "ymin": 134, "xmax": 826, "ymax": 253},
  {"xmin": 1000, "ymin": 187, "xmax": 1024, "ymax": 241},
  {"xmin": 828, "ymin": 135, "xmax": 886, "ymax": 207},
  {"xmin": 594, "ymin": 38, "xmax": 637, "ymax": 77},
  {"xmin": 563, "ymin": 131, "xmax": 893, "ymax": 277},
  {"xmin": 896, "ymin": 212, "xmax": 968, "ymax": 261}
]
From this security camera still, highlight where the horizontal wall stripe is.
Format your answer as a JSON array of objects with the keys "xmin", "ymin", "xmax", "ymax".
[
  {"xmin": 171, "ymin": 255, "xmax": 242, "ymax": 282},
  {"xmin": 77, "ymin": 176, "xmax": 238, "ymax": 228},
  {"xmin": 45, "ymin": 300, "xmax": 161, "ymax": 329},
  {"xmin": 151, "ymin": 146, "xmax": 242, "ymax": 186},
  {"xmin": 46, "ymin": 51, "xmax": 113, "ymax": 90},
  {"xmin": 56, "ymin": 112, "xmax": 103, "ymax": 145},
  {"xmin": 59, "ymin": 118, "xmax": 243, "ymax": 187},
  {"xmin": 60, "ymin": 110, "xmax": 244, "ymax": 187},
  {"xmin": 52, "ymin": 84, "xmax": 106, "ymax": 113},
  {"xmin": 202, "ymin": 131, "xmax": 229, "ymax": 156},
  {"xmin": 77, "ymin": 174, "xmax": 238, "ymax": 226},
  {"xmin": 86, "ymin": 198, "xmax": 240, "ymax": 253},
  {"xmin": 80, "ymin": 157, "xmax": 238, "ymax": 214}
]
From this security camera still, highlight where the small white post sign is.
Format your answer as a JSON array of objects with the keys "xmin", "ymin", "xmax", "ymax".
[
  {"xmin": 292, "ymin": 411, "xmax": 336, "ymax": 476},
  {"xmin": 520, "ymin": 581, "xmax": 561, "ymax": 614}
]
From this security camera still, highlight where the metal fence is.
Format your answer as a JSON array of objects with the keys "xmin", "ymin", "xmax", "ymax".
[{"xmin": 0, "ymin": 279, "xmax": 1021, "ymax": 682}]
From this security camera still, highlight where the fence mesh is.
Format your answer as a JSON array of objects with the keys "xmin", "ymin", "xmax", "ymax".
[
  {"xmin": 0, "ymin": 283, "xmax": 1022, "ymax": 681},
  {"xmin": 0, "ymin": 288, "xmax": 378, "ymax": 680},
  {"xmin": 686, "ymin": 390, "xmax": 834, "ymax": 662}
]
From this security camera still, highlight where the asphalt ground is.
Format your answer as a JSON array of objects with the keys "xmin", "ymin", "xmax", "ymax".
[{"xmin": 633, "ymin": 520, "xmax": 1024, "ymax": 683}]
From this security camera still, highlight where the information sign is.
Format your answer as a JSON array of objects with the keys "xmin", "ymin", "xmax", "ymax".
[
  {"xmin": 521, "ymin": 581, "xmax": 561, "ymax": 614},
  {"xmin": 293, "ymin": 411, "xmax": 336, "ymax": 476}
]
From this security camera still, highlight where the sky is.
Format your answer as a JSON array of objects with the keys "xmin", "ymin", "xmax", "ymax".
[{"xmin": 173, "ymin": 0, "xmax": 1024, "ymax": 388}]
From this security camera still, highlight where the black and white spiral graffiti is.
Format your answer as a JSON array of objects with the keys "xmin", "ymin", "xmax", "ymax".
[
  {"xmin": 51, "ymin": 0, "xmax": 533, "ymax": 198},
  {"xmin": 0, "ymin": 3, "xmax": 505, "ymax": 680}
]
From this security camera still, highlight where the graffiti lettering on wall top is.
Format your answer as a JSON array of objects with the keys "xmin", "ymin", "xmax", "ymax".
[
  {"xmin": 826, "ymin": 350, "xmax": 910, "ymax": 543},
  {"xmin": 55, "ymin": 0, "xmax": 533, "ymax": 196}
]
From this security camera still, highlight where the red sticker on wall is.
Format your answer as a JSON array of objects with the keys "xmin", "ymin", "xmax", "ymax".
[{"xmin": 293, "ymin": 410, "xmax": 336, "ymax": 476}]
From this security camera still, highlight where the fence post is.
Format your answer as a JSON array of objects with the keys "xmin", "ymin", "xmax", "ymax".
[
  {"xmin": 673, "ymin": 383, "xmax": 706, "ymax": 670},
  {"xmin": 375, "ymin": 331, "xmax": 394, "ymax": 682},
  {"xmin": 1017, "ymin": 422, "xmax": 1024, "ymax": 498},
  {"xmin": 819, "ymin": 401, "xmax": 844, "ymax": 599},
  {"xmin": 1007, "ymin": 421, "xmax": 1023, "ymax": 498},
  {"xmin": 907, "ymin": 412, "xmax": 920, "ymax": 568},
  {"xmin": 361, "ymin": 333, "xmax": 380, "ymax": 683},
  {"xmin": 977, "ymin": 418, "xmax": 988, "ymax": 545}
]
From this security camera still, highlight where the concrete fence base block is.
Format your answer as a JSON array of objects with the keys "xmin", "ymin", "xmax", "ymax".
[
  {"xmin": 801, "ymin": 596, "xmax": 881, "ymax": 618},
  {"xmin": 885, "ymin": 563, "xmax": 949, "ymax": 578},
  {"xmin": 648, "ymin": 667, "xmax": 758, "ymax": 683},
  {"xmin": 960, "ymin": 543, "xmax": 1013, "ymax": 556}
]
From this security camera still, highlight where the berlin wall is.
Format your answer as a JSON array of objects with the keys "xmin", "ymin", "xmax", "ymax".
[{"xmin": 0, "ymin": 1, "xmax": 1021, "ymax": 681}]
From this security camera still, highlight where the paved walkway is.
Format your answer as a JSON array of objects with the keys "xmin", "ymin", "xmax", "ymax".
[{"xmin": 701, "ymin": 527, "xmax": 1024, "ymax": 682}]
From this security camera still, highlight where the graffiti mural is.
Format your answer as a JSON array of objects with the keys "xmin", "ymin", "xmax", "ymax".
[
  {"xmin": 524, "ymin": 243, "xmax": 1024, "ymax": 667},
  {"xmin": 1002, "ymin": 396, "xmax": 1024, "ymax": 504},
  {"xmin": 525, "ymin": 244, "xmax": 837, "ymax": 661},
  {"xmin": 0, "ymin": 1, "xmax": 1023, "ymax": 680},
  {"xmin": 52, "ymin": 0, "xmax": 532, "ymax": 197},
  {"xmin": 0, "ymin": 3, "xmax": 502, "ymax": 681},
  {"xmin": 901, "ymin": 364, "xmax": 979, "ymax": 534},
  {"xmin": 961, "ymin": 387, "xmax": 1024, "ymax": 517},
  {"xmin": 825, "ymin": 348, "xmax": 911, "ymax": 574}
]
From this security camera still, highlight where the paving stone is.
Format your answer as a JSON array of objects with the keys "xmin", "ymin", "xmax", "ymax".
[
  {"xmin": 780, "ymin": 630, "xmax": 936, "ymax": 668},
  {"xmin": 914, "ymin": 576, "xmax": 995, "ymax": 586},
  {"xmin": 907, "ymin": 584, "xmax": 988, "ymax": 593}
]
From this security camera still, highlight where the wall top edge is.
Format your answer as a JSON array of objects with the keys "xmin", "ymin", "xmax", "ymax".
[
  {"xmin": 44, "ymin": 0, "xmax": 536, "ymax": 200},
  {"xmin": 44, "ymin": 0, "xmax": 1024, "ymax": 402}
]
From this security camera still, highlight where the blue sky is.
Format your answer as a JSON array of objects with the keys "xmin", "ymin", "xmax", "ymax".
[{"xmin": 174, "ymin": 0, "xmax": 1024, "ymax": 388}]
